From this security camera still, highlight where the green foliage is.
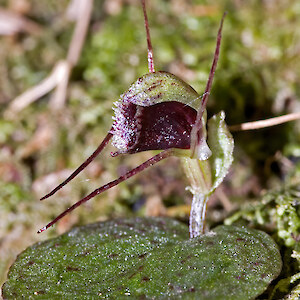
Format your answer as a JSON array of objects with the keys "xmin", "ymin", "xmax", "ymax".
[
  {"xmin": 225, "ymin": 185, "xmax": 300, "ymax": 299},
  {"xmin": 180, "ymin": 111, "xmax": 234, "ymax": 196},
  {"xmin": 208, "ymin": 111, "xmax": 234, "ymax": 192},
  {"xmin": 270, "ymin": 243, "xmax": 300, "ymax": 299},
  {"xmin": 2, "ymin": 217, "xmax": 281, "ymax": 299},
  {"xmin": 0, "ymin": 120, "xmax": 14, "ymax": 144},
  {"xmin": 181, "ymin": 111, "xmax": 234, "ymax": 236},
  {"xmin": 225, "ymin": 186, "xmax": 300, "ymax": 247}
]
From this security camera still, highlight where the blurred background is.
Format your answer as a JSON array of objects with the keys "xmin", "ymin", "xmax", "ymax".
[{"xmin": 0, "ymin": 0, "xmax": 300, "ymax": 292}]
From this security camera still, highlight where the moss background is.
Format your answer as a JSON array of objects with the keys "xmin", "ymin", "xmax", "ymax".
[{"xmin": 0, "ymin": 0, "xmax": 300, "ymax": 298}]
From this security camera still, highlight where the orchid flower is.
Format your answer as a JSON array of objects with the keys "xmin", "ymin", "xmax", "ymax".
[{"xmin": 38, "ymin": 0, "xmax": 233, "ymax": 238}]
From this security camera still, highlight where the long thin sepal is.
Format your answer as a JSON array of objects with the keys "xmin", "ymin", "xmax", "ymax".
[
  {"xmin": 40, "ymin": 131, "xmax": 113, "ymax": 201},
  {"xmin": 37, "ymin": 149, "xmax": 172, "ymax": 233},
  {"xmin": 141, "ymin": 0, "xmax": 155, "ymax": 73},
  {"xmin": 190, "ymin": 13, "xmax": 226, "ymax": 155}
]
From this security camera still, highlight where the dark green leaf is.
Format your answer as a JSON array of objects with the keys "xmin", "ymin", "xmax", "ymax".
[{"xmin": 2, "ymin": 218, "xmax": 281, "ymax": 299}]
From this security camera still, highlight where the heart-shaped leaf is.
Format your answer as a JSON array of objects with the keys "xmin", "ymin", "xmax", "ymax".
[{"xmin": 2, "ymin": 218, "xmax": 281, "ymax": 299}]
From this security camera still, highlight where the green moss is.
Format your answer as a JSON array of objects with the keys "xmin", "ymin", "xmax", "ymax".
[{"xmin": 225, "ymin": 186, "xmax": 300, "ymax": 247}]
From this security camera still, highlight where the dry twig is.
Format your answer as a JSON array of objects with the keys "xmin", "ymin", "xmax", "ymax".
[
  {"xmin": 0, "ymin": 8, "xmax": 41, "ymax": 36},
  {"xmin": 229, "ymin": 112, "xmax": 300, "ymax": 132},
  {"xmin": 5, "ymin": 0, "xmax": 94, "ymax": 117}
]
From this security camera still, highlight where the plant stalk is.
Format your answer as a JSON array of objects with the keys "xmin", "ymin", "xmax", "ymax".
[{"xmin": 181, "ymin": 157, "xmax": 212, "ymax": 238}]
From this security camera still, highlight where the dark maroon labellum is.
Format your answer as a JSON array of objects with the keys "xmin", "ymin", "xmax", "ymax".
[{"xmin": 113, "ymin": 101, "xmax": 197, "ymax": 154}]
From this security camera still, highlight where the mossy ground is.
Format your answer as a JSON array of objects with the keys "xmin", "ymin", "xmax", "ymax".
[{"xmin": 0, "ymin": 0, "xmax": 300, "ymax": 298}]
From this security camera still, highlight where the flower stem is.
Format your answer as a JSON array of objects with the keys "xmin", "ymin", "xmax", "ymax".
[
  {"xmin": 181, "ymin": 157, "xmax": 212, "ymax": 238},
  {"xmin": 189, "ymin": 193, "xmax": 209, "ymax": 238}
]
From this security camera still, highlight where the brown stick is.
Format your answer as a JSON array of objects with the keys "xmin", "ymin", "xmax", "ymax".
[
  {"xmin": 229, "ymin": 112, "xmax": 300, "ymax": 132},
  {"xmin": 67, "ymin": 0, "xmax": 94, "ymax": 66},
  {"xmin": 50, "ymin": 0, "xmax": 94, "ymax": 110},
  {"xmin": 5, "ymin": 61, "xmax": 67, "ymax": 117},
  {"xmin": 6, "ymin": 1, "xmax": 94, "ymax": 115}
]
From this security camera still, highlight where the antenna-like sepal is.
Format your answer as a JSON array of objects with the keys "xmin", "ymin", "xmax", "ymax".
[
  {"xmin": 141, "ymin": 0, "xmax": 155, "ymax": 73},
  {"xmin": 40, "ymin": 131, "xmax": 113, "ymax": 201},
  {"xmin": 190, "ymin": 12, "xmax": 227, "ymax": 157},
  {"xmin": 38, "ymin": 149, "xmax": 172, "ymax": 233}
]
